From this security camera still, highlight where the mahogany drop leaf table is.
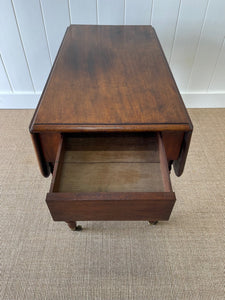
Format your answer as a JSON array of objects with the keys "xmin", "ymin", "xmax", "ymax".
[{"xmin": 30, "ymin": 25, "xmax": 193, "ymax": 231}]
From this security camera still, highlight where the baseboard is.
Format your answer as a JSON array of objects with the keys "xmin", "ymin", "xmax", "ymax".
[
  {"xmin": 181, "ymin": 93, "xmax": 225, "ymax": 108},
  {"xmin": 0, "ymin": 92, "xmax": 224, "ymax": 109},
  {"xmin": 0, "ymin": 93, "xmax": 41, "ymax": 109}
]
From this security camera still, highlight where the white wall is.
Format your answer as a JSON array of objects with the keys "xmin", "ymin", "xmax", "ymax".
[{"xmin": 0, "ymin": 0, "xmax": 224, "ymax": 108}]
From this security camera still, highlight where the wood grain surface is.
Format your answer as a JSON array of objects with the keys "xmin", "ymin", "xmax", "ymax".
[
  {"xmin": 46, "ymin": 192, "xmax": 176, "ymax": 221},
  {"xmin": 52, "ymin": 133, "xmax": 165, "ymax": 193},
  {"xmin": 46, "ymin": 133, "xmax": 176, "ymax": 221},
  {"xmin": 29, "ymin": 25, "xmax": 193, "ymax": 177},
  {"xmin": 30, "ymin": 25, "xmax": 191, "ymax": 132}
]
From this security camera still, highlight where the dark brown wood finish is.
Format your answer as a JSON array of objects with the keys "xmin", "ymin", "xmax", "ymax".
[
  {"xmin": 66, "ymin": 221, "xmax": 77, "ymax": 231},
  {"xmin": 30, "ymin": 133, "xmax": 50, "ymax": 177},
  {"xmin": 173, "ymin": 130, "xmax": 192, "ymax": 176},
  {"xmin": 49, "ymin": 135, "xmax": 64, "ymax": 193},
  {"xmin": 30, "ymin": 26, "xmax": 191, "ymax": 130},
  {"xmin": 51, "ymin": 133, "xmax": 165, "ymax": 193},
  {"xmin": 39, "ymin": 133, "xmax": 61, "ymax": 165},
  {"xmin": 46, "ymin": 192, "xmax": 175, "ymax": 221},
  {"xmin": 46, "ymin": 133, "xmax": 176, "ymax": 222},
  {"xmin": 30, "ymin": 25, "xmax": 193, "ymax": 228},
  {"xmin": 30, "ymin": 25, "xmax": 192, "ymax": 177},
  {"xmin": 30, "ymin": 25, "xmax": 192, "ymax": 176},
  {"xmin": 158, "ymin": 133, "xmax": 172, "ymax": 192}
]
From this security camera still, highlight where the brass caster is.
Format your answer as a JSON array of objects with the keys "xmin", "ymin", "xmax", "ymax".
[{"xmin": 148, "ymin": 221, "xmax": 158, "ymax": 225}]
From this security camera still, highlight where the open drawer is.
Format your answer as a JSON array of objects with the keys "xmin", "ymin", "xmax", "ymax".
[{"xmin": 46, "ymin": 133, "xmax": 176, "ymax": 222}]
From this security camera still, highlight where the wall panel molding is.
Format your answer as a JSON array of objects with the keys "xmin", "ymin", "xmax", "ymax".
[
  {"xmin": 70, "ymin": 0, "xmax": 97, "ymax": 25},
  {"xmin": 12, "ymin": 0, "xmax": 52, "ymax": 92},
  {"xmin": 208, "ymin": 37, "xmax": 225, "ymax": 91},
  {"xmin": 0, "ymin": 0, "xmax": 224, "ymax": 108},
  {"xmin": 98, "ymin": 0, "xmax": 124, "ymax": 25},
  {"xmin": 151, "ymin": 0, "xmax": 181, "ymax": 62},
  {"xmin": 40, "ymin": 0, "xmax": 70, "ymax": 62},
  {"xmin": 187, "ymin": 0, "xmax": 225, "ymax": 92},
  {"xmin": 169, "ymin": 0, "xmax": 209, "ymax": 92},
  {"xmin": 125, "ymin": 0, "xmax": 152, "ymax": 25},
  {"xmin": 0, "ymin": 55, "xmax": 12, "ymax": 92},
  {"xmin": 0, "ymin": 0, "xmax": 34, "ymax": 91}
]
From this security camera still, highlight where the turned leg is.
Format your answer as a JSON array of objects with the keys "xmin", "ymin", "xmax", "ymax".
[
  {"xmin": 148, "ymin": 221, "xmax": 158, "ymax": 225},
  {"xmin": 66, "ymin": 221, "xmax": 82, "ymax": 231}
]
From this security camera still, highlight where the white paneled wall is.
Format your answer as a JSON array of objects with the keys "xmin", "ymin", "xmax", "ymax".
[
  {"xmin": 70, "ymin": 0, "xmax": 97, "ymax": 25},
  {"xmin": 126, "ymin": 0, "xmax": 153, "ymax": 25},
  {"xmin": 0, "ymin": 0, "xmax": 224, "ymax": 108},
  {"xmin": 40, "ymin": 0, "xmax": 70, "ymax": 62}
]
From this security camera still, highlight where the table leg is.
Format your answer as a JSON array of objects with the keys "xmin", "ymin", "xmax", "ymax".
[{"xmin": 66, "ymin": 221, "xmax": 82, "ymax": 231}]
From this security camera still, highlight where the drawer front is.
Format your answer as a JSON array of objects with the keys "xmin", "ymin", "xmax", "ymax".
[
  {"xmin": 46, "ymin": 192, "xmax": 175, "ymax": 221},
  {"xmin": 46, "ymin": 133, "xmax": 176, "ymax": 221}
]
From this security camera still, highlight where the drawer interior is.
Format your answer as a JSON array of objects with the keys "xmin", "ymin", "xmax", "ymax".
[
  {"xmin": 47, "ymin": 133, "xmax": 175, "ymax": 221},
  {"xmin": 51, "ymin": 133, "xmax": 172, "ymax": 193}
]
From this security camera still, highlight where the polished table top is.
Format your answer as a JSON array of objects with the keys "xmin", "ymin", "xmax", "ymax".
[
  {"xmin": 30, "ymin": 26, "xmax": 193, "ymax": 227},
  {"xmin": 30, "ymin": 25, "xmax": 191, "ymax": 133},
  {"xmin": 30, "ymin": 25, "xmax": 192, "ymax": 178}
]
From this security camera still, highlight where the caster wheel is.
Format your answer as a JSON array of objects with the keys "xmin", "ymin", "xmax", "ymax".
[
  {"xmin": 75, "ymin": 225, "xmax": 83, "ymax": 231},
  {"xmin": 67, "ymin": 221, "xmax": 82, "ymax": 231},
  {"xmin": 148, "ymin": 221, "xmax": 158, "ymax": 225}
]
